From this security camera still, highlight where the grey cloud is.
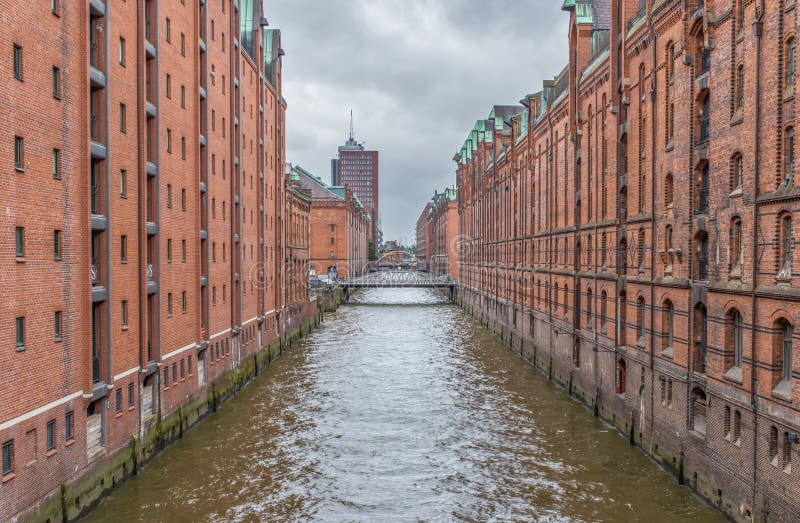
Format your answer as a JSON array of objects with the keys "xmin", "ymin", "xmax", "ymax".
[{"xmin": 269, "ymin": 0, "xmax": 568, "ymax": 243}]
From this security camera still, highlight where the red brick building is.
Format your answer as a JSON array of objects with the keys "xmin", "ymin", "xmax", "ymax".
[
  {"xmin": 454, "ymin": 1, "xmax": 800, "ymax": 520},
  {"xmin": 294, "ymin": 165, "xmax": 370, "ymax": 279},
  {"xmin": 0, "ymin": 2, "xmax": 315, "ymax": 520},
  {"xmin": 415, "ymin": 203, "xmax": 432, "ymax": 271},
  {"xmin": 417, "ymin": 189, "xmax": 458, "ymax": 279}
]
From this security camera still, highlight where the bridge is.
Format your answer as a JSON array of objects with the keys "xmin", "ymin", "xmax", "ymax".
[{"xmin": 340, "ymin": 270, "xmax": 456, "ymax": 301}]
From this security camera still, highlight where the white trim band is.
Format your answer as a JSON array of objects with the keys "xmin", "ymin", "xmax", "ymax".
[
  {"xmin": 113, "ymin": 366, "xmax": 141, "ymax": 382},
  {"xmin": 162, "ymin": 342, "xmax": 198, "ymax": 361},
  {"xmin": 210, "ymin": 328, "xmax": 231, "ymax": 340},
  {"xmin": 1, "ymin": 391, "xmax": 83, "ymax": 431}
]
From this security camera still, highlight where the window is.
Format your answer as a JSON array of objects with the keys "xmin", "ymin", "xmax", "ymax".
[
  {"xmin": 51, "ymin": 0, "xmax": 60, "ymax": 15},
  {"xmin": 616, "ymin": 359, "xmax": 627, "ymax": 395},
  {"xmin": 15, "ymin": 316, "xmax": 24, "ymax": 349},
  {"xmin": 780, "ymin": 319, "xmax": 793, "ymax": 383},
  {"xmin": 180, "ymin": 85, "xmax": 186, "ymax": 108},
  {"xmin": 663, "ymin": 300, "xmax": 674, "ymax": 351},
  {"xmin": 600, "ymin": 290, "xmax": 607, "ymax": 328},
  {"xmin": 785, "ymin": 127, "xmax": 795, "ymax": 182},
  {"xmin": 637, "ymin": 297, "xmax": 646, "ymax": 343},
  {"xmin": 115, "ymin": 388, "xmax": 122, "ymax": 413},
  {"xmin": 167, "ymin": 238, "xmax": 172, "ymax": 263},
  {"xmin": 180, "ymin": 33, "xmax": 185, "ymax": 56},
  {"xmin": 166, "ymin": 184, "xmax": 172, "ymax": 208},
  {"xmin": 619, "ymin": 291, "xmax": 627, "ymax": 346},
  {"xmin": 698, "ymin": 93, "xmax": 710, "ymax": 142},
  {"xmin": 784, "ymin": 432, "xmax": 793, "ymax": 472},
  {"xmin": 128, "ymin": 383, "xmax": 134, "ymax": 407},
  {"xmin": 1, "ymin": 440, "xmax": 12, "ymax": 476},
  {"xmin": 181, "ymin": 291, "xmax": 187, "ymax": 313},
  {"xmin": 779, "ymin": 213, "xmax": 792, "ymax": 275},
  {"xmin": 724, "ymin": 406, "xmax": 732, "ymax": 439},
  {"xmin": 52, "ymin": 66, "xmax": 61, "ymax": 98},
  {"xmin": 735, "ymin": 65, "xmax": 744, "ymax": 110},
  {"xmin": 119, "ymin": 103, "xmax": 126, "ymax": 133},
  {"xmin": 14, "ymin": 136, "xmax": 23, "ymax": 170},
  {"xmin": 15, "ymin": 226, "xmax": 24, "ymax": 257},
  {"xmin": 787, "ymin": 38, "xmax": 797, "ymax": 88},
  {"xmin": 65, "ymin": 411, "xmax": 73, "ymax": 441},
  {"xmin": 120, "ymin": 169, "xmax": 127, "ymax": 198},
  {"xmin": 121, "ymin": 300, "xmax": 128, "ymax": 327},
  {"xmin": 166, "ymin": 128, "xmax": 172, "ymax": 153},
  {"xmin": 770, "ymin": 426, "xmax": 779, "ymax": 465},
  {"xmin": 180, "ymin": 359, "xmax": 185, "ymax": 379},
  {"xmin": 119, "ymin": 37, "xmax": 126, "ymax": 66},
  {"xmin": 166, "ymin": 18, "xmax": 171, "ymax": 43},
  {"xmin": 188, "ymin": 355, "xmax": 193, "ymax": 374},
  {"xmin": 46, "ymin": 419, "xmax": 55, "ymax": 450},
  {"xmin": 53, "ymin": 148, "xmax": 61, "ymax": 179},
  {"xmin": 166, "ymin": 73, "xmax": 172, "ymax": 98},
  {"xmin": 732, "ymin": 154, "xmax": 743, "ymax": 190},
  {"xmin": 181, "ymin": 239, "xmax": 187, "ymax": 262},
  {"xmin": 181, "ymin": 188, "xmax": 187, "ymax": 210},
  {"xmin": 733, "ymin": 410, "xmax": 741, "ymax": 444},
  {"xmin": 54, "ymin": 310, "xmax": 62, "ymax": 340},
  {"xmin": 120, "ymin": 234, "xmax": 127, "ymax": 262},
  {"xmin": 733, "ymin": 309, "xmax": 744, "ymax": 368},
  {"xmin": 730, "ymin": 218, "xmax": 743, "ymax": 271},
  {"xmin": 163, "ymin": 367, "xmax": 169, "ymax": 389},
  {"xmin": 172, "ymin": 362, "xmax": 177, "ymax": 383},
  {"xmin": 167, "ymin": 292, "xmax": 173, "ymax": 316},
  {"xmin": 13, "ymin": 44, "xmax": 22, "ymax": 80},
  {"xmin": 54, "ymin": 229, "xmax": 62, "ymax": 259}
]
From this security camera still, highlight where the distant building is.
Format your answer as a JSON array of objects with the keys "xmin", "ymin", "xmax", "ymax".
[
  {"xmin": 417, "ymin": 189, "xmax": 457, "ymax": 279},
  {"xmin": 331, "ymin": 112, "xmax": 380, "ymax": 244},
  {"xmin": 294, "ymin": 165, "xmax": 371, "ymax": 279}
]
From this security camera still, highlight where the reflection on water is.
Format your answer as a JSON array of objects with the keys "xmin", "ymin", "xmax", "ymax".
[{"xmin": 85, "ymin": 288, "xmax": 723, "ymax": 522}]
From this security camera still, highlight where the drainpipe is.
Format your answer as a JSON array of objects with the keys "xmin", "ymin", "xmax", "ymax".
[
  {"xmin": 750, "ymin": 0, "xmax": 764, "ymax": 513},
  {"xmin": 648, "ymin": 6, "xmax": 658, "ymax": 451}
]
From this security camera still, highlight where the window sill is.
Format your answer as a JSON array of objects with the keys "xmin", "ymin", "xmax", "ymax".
[
  {"xmin": 730, "ymin": 111, "xmax": 743, "ymax": 126},
  {"xmin": 724, "ymin": 366, "xmax": 744, "ymax": 384},
  {"xmin": 54, "ymin": 256, "xmax": 62, "ymax": 261},
  {"xmin": 16, "ymin": 256, "xmax": 25, "ymax": 263},
  {"xmin": 121, "ymin": 260, "xmax": 128, "ymax": 265},
  {"xmin": 55, "ymin": 337, "xmax": 63, "ymax": 343},
  {"xmin": 2, "ymin": 473, "xmax": 15, "ymax": 484},
  {"xmin": 121, "ymin": 325, "xmax": 129, "ymax": 331},
  {"xmin": 662, "ymin": 346, "xmax": 674, "ymax": 359},
  {"xmin": 665, "ymin": 141, "xmax": 674, "ymax": 152},
  {"xmin": 729, "ymin": 187, "xmax": 743, "ymax": 198},
  {"xmin": 65, "ymin": 439, "xmax": 75, "ymax": 448},
  {"xmin": 114, "ymin": 412, "xmax": 123, "ymax": 419},
  {"xmin": 15, "ymin": 166, "xmax": 24, "ymax": 173},
  {"xmin": 784, "ymin": 87, "xmax": 795, "ymax": 102},
  {"xmin": 772, "ymin": 379, "xmax": 793, "ymax": 402},
  {"xmin": 46, "ymin": 449, "xmax": 58, "ymax": 458},
  {"xmin": 15, "ymin": 345, "xmax": 26, "ymax": 353}
]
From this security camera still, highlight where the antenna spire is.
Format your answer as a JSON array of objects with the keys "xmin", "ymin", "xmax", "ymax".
[{"xmin": 349, "ymin": 110, "xmax": 354, "ymax": 141}]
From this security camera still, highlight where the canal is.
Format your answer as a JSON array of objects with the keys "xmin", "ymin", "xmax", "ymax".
[{"xmin": 85, "ymin": 288, "xmax": 723, "ymax": 522}]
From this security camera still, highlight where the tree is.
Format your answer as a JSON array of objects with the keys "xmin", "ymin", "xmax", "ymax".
[{"xmin": 368, "ymin": 239, "xmax": 378, "ymax": 261}]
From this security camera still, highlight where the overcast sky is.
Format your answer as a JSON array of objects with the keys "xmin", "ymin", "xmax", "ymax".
[{"xmin": 268, "ymin": 1, "xmax": 568, "ymax": 244}]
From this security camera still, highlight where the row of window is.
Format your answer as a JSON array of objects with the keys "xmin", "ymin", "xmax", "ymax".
[
  {"xmin": 2, "ymin": 411, "xmax": 74, "ymax": 479},
  {"xmin": 162, "ymin": 356, "xmax": 193, "ymax": 389}
]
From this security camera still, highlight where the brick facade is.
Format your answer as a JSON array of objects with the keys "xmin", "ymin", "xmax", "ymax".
[
  {"xmin": 453, "ymin": 1, "xmax": 800, "ymax": 521},
  {"xmin": 0, "ymin": 1, "xmax": 315, "ymax": 520},
  {"xmin": 416, "ymin": 189, "xmax": 458, "ymax": 279}
]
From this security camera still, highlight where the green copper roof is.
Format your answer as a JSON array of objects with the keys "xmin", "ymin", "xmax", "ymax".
[
  {"xmin": 575, "ymin": 2, "xmax": 593, "ymax": 24},
  {"xmin": 561, "ymin": 0, "xmax": 576, "ymax": 10}
]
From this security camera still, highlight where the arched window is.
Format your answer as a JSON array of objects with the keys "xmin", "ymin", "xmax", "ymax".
[
  {"xmin": 586, "ymin": 287, "xmax": 593, "ymax": 330},
  {"xmin": 726, "ymin": 308, "xmax": 744, "ymax": 370},
  {"xmin": 733, "ymin": 410, "xmax": 742, "ymax": 445},
  {"xmin": 779, "ymin": 212, "xmax": 792, "ymax": 276},
  {"xmin": 573, "ymin": 340, "xmax": 581, "ymax": 368},
  {"xmin": 724, "ymin": 405, "xmax": 732, "ymax": 439},
  {"xmin": 787, "ymin": 38, "xmax": 797, "ymax": 88},
  {"xmin": 665, "ymin": 172, "xmax": 674, "ymax": 206},
  {"xmin": 735, "ymin": 65, "xmax": 745, "ymax": 110},
  {"xmin": 695, "ymin": 230, "xmax": 709, "ymax": 280},
  {"xmin": 737, "ymin": 0, "xmax": 745, "ymax": 32},
  {"xmin": 784, "ymin": 127, "xmax": 795, "ymax": 183},
  {"xmin": 774, "ymin": 318, "xmax": 793, "ymax": 385},
  {"xmin": 620, "ymin": 237, "xmax": 628, "ymax": 275},
  {"xmin": 694, "ymin": 303, "xmax": 708, "ymax": 373},
  {"xmin": 666, "ymin": 42, "xmax": 674, "ymax": 85},
  {"xmin": 619, "ymin": 290, "xmax": 628, "ymax": 346},
  {"xmin": 662, "ymin": 299, "xmax": 674, "ymax": 352},
  {"xmin": 732, "ymin": 153, "xmax": 743, "ymax": 190},
  {"xmin": 783, "ymin": 431, "xmax": 793, "ymax": 472},
  {"xmin": 731, "ymin": 217, "xmax": 743, "ymax": 271},
  {"xmin": 665, "ymin": 225, "xmax": 674, "ymax": 254},
  {"xmin": 617, "ymin": 359, "xmax": 627, "ymax": 395},
  {"xmin": 691, "ymin": 387, "xmax": 707, "ymax": 435},
  {"xmin": 600, "ymin": 290, "xmax": 608, "ymax": 329},
  {"xmin": 695, "ymin": 163, "xmax": 710, "ymax": 213},
  {"xmin": 563, "ymin": 284, "xmax": 569, "ymax": 315},
  {"xmin": 770, "ymin": 425, "xmax": 779, "ymax": 465},
  {"xmin": 637, "ymin": 296, "xmax": 646, "ymax": 343},
  {"xmin": 638, "ymin": 229, "xmax": 646, "ymax": 269}
]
